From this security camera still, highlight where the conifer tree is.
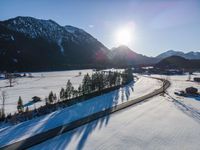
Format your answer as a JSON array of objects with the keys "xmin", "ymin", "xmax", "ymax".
[
  {"xmin": 53, "ymin": 93, "xmax": 57, "ymax": 102},
  {"xmin": 17, "ymin": 96, "xmax": 23, "ymax": 113},
  {"xmin": 48, "ymin": 91, "xmax": 54, "ymax": 103},
  {"xmin": 65, "ymin": 80, "xmax": 73, "ymax": 99},
  {"xmin": 78, "ymin": 84, "xmax": 82, "ymax": 96},
  {"xmin": 25, "ymin": 106, "xmax": 29, "ymax": 113},
  {"xmin": 82, "ymin": 73, "xmax": 91, "ymax": 94},
  {"xmin": 71, "ymin": 86, "xmax": 74, "ymax": 98},
  {"xmin": 98, "ymin": 72, "xmax": 104, "ymax": 91},
  {"xmin": 60, "ymin": 88, "xmax": 65, "ymax": 100}
]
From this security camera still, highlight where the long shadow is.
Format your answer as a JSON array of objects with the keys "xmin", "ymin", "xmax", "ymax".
[
  {"xmin": 187, "ymin": 95, "xmax": 200, "ymax": 101},
  {"xmin": 28, "ymin": 81, "xmax": 135, "ymax": 150},
  {"xmin": 0, "ymin": 83, "xmax": 136, "ymax": 149},
  {"xmin": 0, "ymin": 81, "xmax": 135, "ymax": 150},
  {"xmin": 68, "ymin": 87, "xmax": 126, "ymax": 150},
  {"xmin": 23, "ymin": 101, "xmax": 35, "ymax": 107},
  {"xmin": 0, "ymin": 85, "xmax": 11, "ymax": 89},
  {"xmin": 0, "ymin": 111, "xmax": 60, "ymax": 147},
  {"xmin": 166, "ymin": 93, "xmax": 200, "ymax": 124},
  {"xmin": 64, "ymin": 81, "xmax": 134, "ymax": 150}
]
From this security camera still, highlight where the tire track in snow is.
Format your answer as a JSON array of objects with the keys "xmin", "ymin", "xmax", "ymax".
[{"xmin": 166, "ymin": 93, "xmax": 200, "ymax": 124}]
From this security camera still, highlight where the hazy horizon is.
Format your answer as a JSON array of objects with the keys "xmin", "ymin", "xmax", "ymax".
[{"xmin": 1, "ymin": 0, "xmax": 200, "ymax": 56}]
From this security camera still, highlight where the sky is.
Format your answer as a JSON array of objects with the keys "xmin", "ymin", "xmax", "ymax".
[{"xmin": 0, "ymin": 0, "xmax": 200, "ymax": 56}]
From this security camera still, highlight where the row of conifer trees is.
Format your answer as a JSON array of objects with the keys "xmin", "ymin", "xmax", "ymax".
[
  {"xmin": 16, "ymin": 69, "xmax": 133, "ymax": 113},
  {"xmin": 47, "ymin": 69, "xmax": 133, "ymax": 104}
]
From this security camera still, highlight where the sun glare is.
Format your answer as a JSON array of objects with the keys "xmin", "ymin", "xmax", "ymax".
[{"xmin": 115, "ymin": 27, "xmax": 133, "ymax": 46}]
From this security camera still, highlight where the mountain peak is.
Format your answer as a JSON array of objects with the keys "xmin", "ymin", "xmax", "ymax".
[
  {"xmin": 111, "ymin": 45, "xmax": 135, "ymax": 53},
  {"xmin": 110, "ymin": 46, "xmax": 157, "ymax": 66},
  {"xmin": 117, "ymin": 45, "xmax": 130, "ymax": 49},
  {"xmin": 1, "ymin": 16, "xmax": 64, "ymax": 40},
  {"xmin": 156, "ymin": 50, "xmax": 200, "ymax": 60},
  {"xmin": 0, "ymin": 16, "xmax": 109, "ymax": 71}
]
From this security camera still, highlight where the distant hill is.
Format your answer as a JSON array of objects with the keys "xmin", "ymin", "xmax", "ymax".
[
  {"xmin": 156, "ymin": 50, "xmax": 200, "ymax": 60},
  {"xmin": 155, "ymin": 56, "xmax": 200, "ymax": 69},
  {"xmin": 109, "ymin": 46, "xmax": 157, "ymax": 67},
  {"xmin": 0, "ymin": 16, "xmax": 109, "ymax": 71}
]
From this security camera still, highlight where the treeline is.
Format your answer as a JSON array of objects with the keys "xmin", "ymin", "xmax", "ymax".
[
  {"xmin": 48, "ymin": 69, "xmax": 133, "ymax": 103},
  {"xmin": 0, "ymin": 69, "xmax": 133, "ymax": 123}
]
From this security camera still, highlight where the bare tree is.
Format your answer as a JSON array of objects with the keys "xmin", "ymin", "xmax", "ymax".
[
  {"xmin": 6, "ymin": 73, "xmax": 17, "ymax": 87},
  {"xmin": 0, "ymin": 91, "xmax": 7, "ymax": 118}
]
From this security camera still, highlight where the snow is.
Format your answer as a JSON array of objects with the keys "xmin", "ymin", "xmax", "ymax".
[
  {"xmin": 0, "ymin": 70, "xmax": 93, "ymax": 114},
  {"xmin": 11, "ymin": 36, "xmax": 14, "ymax": 41},
  {"xmin": 7, "ymin": 17, "xmax": 66, "ymax": 41},
  {"xmin": 151, "ymin": 73, "xmax": 200, "ymax": 112},
  {"xmin": 57, "ymin": 37, "xmax": 64, "ymax": 53},
  {"xmin": 0, "ymin": 75, "xmax": 162, "ymax": 147},
  {"xmin": 30, "ymin": 95, "xmax": 200, "ymax": 150},
  {"xmin": 65, "ymin": 26, "xmax": 76, "ymax": 34},
  {"xmin": 29, "ymin": 74, "xmax": 200, "ymax": 150},
  {"xmin": 1, "ymin": 73, "xmax": 199, "ymax": 149}
]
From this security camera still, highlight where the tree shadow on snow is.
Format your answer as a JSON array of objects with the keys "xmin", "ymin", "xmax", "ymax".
[
  {"xmin": 29, "ymin": 81, "xmax": 135, "ymax": 150},
  {"xmin": 0, "ymin": 81, "xmax": 135, "ymax": 150},
  {"xmin": 187, "ymin": 95, "xmax": 200, "ymax": 101}
]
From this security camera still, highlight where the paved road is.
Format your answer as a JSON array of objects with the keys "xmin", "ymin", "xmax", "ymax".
[{"xmin": 0, "ymin": 78, "xmax": 170, "ymax": 150}]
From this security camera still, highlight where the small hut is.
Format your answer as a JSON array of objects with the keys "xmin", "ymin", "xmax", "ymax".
[{"xmin": 185, "ymin": 87, "xmax": 198, "ymax": 94}]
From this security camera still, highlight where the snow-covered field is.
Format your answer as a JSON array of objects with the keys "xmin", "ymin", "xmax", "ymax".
[
  {"xmin": 1, "ymin": 72, "xmax": 199, "ymax": 150},
  {"xmin": 29, "ymin": 95, "xmax": 200, "ymax": 150},
  {"xmin": 28, "ymin": 74, "xmax": 200, "ymax": 150},
  {"xmin": 0, "ymin": 69, "xmax": 93, "ymax": 114},
  {"xmin": 151, "ymin": 73, "xmax": 200, "ymax": 112},
  {"xmin": 0, "ymin": 76, "xmax": 162, "ymax": 147}
]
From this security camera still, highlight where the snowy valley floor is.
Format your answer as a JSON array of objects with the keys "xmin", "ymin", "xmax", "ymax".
[
  {"xmin": 29, "ymin": 95, "xmax": 200, "ymax": 150},
  {"xmin": 0, "ymin": 76, "xmax": 162, "ymax": 147},
  {"xmin": 29, "ymin": 74, "xmax": 200, "ymax": 150},
  {"xmin": 0, "ymin": 73, "xmax": 199, "ymax": 150},
  {"xmin": 0, "ymin": 70, "xmax": 93, "ymax": 114}
]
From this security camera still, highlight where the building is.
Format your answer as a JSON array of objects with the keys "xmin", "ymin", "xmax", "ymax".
[{"xmin": 194, "ymin": 77, "xmax": 200, "ymax": 82}]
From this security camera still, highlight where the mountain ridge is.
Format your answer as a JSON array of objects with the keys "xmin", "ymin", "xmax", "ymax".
[
  {"xmin": 0, "ymin": 16, "xmax": 109, "ymax": 71},
  {"xmin": 0, "ymin": 16, "xmax": 199, "ymax": 71},
  {"xmin": 155, "ymin": 55, "xmax": 200, "ymax": 69},
  {"xmin": 109, "ymin": 45, "xmax": 158, "ymax": 67},
  {"xmin": 156, "ymin": 49, "xmax": 200, "ymax": 60}
]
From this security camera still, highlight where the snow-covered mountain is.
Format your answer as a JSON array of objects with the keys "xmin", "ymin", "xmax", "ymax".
[
  {"xmin": 185, "ymin": 51, "xmax": 200, "ymax": 60},
  {"xmin": 0, "ymin": 16, "xmax": 109, "ymax": 71},
  {"xmin": 156, "ymin": 50, "xmax": 200, "ymax": 60},
  {"xmin": 1, "ymin": 17, "xmax": 98, "ymax": 46}
]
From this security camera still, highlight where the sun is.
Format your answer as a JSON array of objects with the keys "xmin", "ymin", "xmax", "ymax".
[{"xmin": 115, "ymin": 27, "xmax": 133, "ymax": 46}]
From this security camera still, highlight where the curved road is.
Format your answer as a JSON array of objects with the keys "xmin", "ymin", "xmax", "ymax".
[{"xmin": 1, "ymin": 77, "xmax": 170, "ymax": 150}]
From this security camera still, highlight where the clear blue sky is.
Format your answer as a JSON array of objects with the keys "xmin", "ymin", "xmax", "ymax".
[{"xmin": 0, "ymin": 0, "xmax": 200, "ymax": 56}]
